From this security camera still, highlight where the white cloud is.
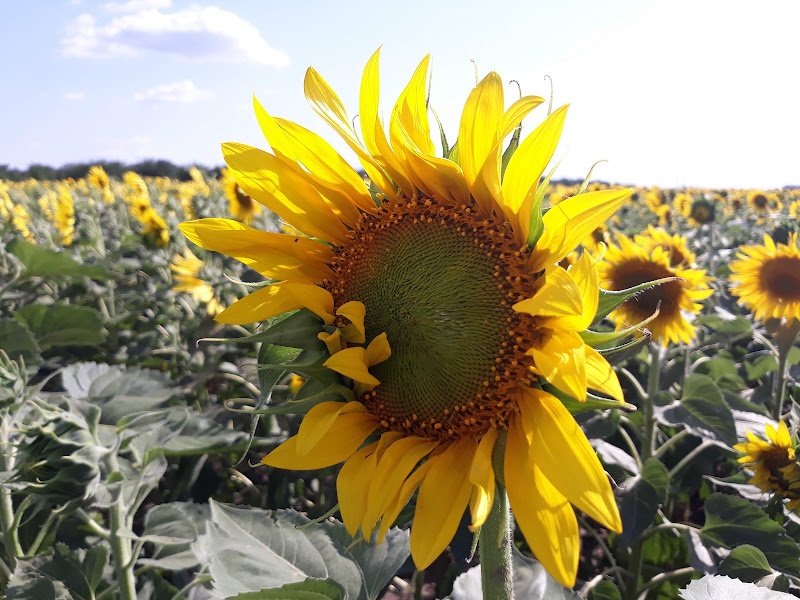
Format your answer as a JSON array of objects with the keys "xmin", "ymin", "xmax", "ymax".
[
  {"xmin": 104, "ymin": 0, "xmax": 172, "ymax": 12},
  {"xmin": 64, "ymin": 91, "xmax": 86, "ymax": 101},
  {"xmin": 62, "ymin": 5, "xmax": 289, "ymax": 67},
  {"xmin": 134, "ymin": 80, "xmax": 209, "ymax": 103}
]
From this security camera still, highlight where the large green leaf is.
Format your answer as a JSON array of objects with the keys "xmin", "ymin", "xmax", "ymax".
[
  {"xmin": 138, "ymin": 502, "xmax": 209, "ymax": 571},
  {"xmin": 700, "ymin": 493, "xmax": 800, "ymax": 575},
  {"xmin": 618, "ymin": 457, "xmax": 669, "ymax": 546},
  {"xmin": 657, "ymin": 374, "xmax": 736, "ymax": 446},
  {"xmin": 16, "ymin": 304, "xmax": 104, "ymax": 350},
  {"xmin": 192, "ymin": 502, "xmax": 363, "ymax": 599},
  {"xmin": 229, "ymin": 579, "xmax": 345, "ymax": 600},
  {"xmin": 717, "ymin": 545, "xmax": 773, "ymax": 583},
  {"xmin": 6, "ymin": 543, "xmax": 110, "ymax": 600},
  {"xmin": 9, "ymin": 239, "xmax": 108, "ymax": 280},
  {"xmin": 0, "ymin": 318, "xmax": 41, "ymax": 364}
]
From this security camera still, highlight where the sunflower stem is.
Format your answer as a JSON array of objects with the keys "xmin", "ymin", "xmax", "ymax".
[
  {"xmin": 772, "ymin": 320, "xmax": 800, "ymax": 420},
  {"xmin": 641, "ymin": 344, "xmax": 663, "ymax": 461},
  {"xmin": 479, "ymin": 486, "xmax": 513, "ymax": 600}
]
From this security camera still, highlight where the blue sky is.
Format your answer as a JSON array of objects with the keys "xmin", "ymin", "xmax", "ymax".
[{"xmin": 2, "ymin": 0, "xmax": 799, "ymax": 187}]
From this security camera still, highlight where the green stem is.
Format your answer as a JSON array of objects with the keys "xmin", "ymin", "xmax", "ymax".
[
  {"xmin": 641, "ymin": 345, "xmax": 662, "ymax": 461},
  {"xmin": 771, "ymin": 319, "xmax": 800, "ymax": 419},
  {"xmin": 0, "ymin": 419, "xmax": 22, "ymax": 565},
  {"xmin": 109, "ymin": 499, "xmax": 137, "ymax": 600},
  {"xmin": 479, "ymin": 486, "xmax": 513, "ymax": 600}
]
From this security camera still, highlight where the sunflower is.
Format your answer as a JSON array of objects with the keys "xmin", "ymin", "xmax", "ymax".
[
  {"xmin": 747, "ymin": 190, "xmax": 780, "ymax": 215},
  {"xmin": 582, "ymin": 224, "xmax": 610, "ymax": 252},
  {"xmin": 735, "ymin": 421, "xmax": 800, "ymax": 511},
  {"xmin": 181, "ymin": 50, "xmax": 630, "ymax": 587},
  {"xmin": 634, "ymin": 226, "xmax": 695, "ymax": 267},
  {"xmin": 686, "ymin": 196, "xmax": 716, "ymax": 226},
  {"xmin": 87, "ymin": 165, "xmax": 114, "ymax": 204},
  {"xmin": 655, "ymin": 204, "xmax": 673, "ymax": 228},
  {"xmin": 599, "ymin": 234, "xmax": 712, "ymax": 346},
  {"xmin": 141, "ymin": 207, "xmax": 169, "ymax": 247},
  {"xmin": 789, "ymin": 200, "xmax": 800, "ymax": 220},
  {"xmin": 729, "ymin": 233, "xmax": 800, "ymax": 322},
  {"xmin": 221, "ymin": 167, "xmax": 260, "ymax": 224},
  {"xmin": 672, "ymin": 192, "xmax": 691, "ymax": 216},
  {"xmin": 170, "ymin": 249, "xmax": 222, "ymax": 315}
]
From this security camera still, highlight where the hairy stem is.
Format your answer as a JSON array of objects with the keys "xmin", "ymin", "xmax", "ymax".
[{"xmin": 480, "ymin": 486, "xmax": 514, "ymax": 600}]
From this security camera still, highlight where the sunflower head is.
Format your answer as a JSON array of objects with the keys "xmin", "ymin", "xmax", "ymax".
[
  {"xmin": 730, "ymin": 233, "xmax": 800, "ymax": 323},
  {"xmin": 599, "ymin": 233, "xmax": 712, "ymax": 346},
  {"xmin": 170, "ymin": 249, "xmax": 222, "ymax": 315},
  {"xmin": 687, "ymin": 196, "xmax": 716, "ymax": 226},
  {"xmin": 221, "ymin": 167, "xmax": 260, "ymax": 224},
  {"xmin": 634, "ymin": 226, "xmax": 695, "ymax": 267},
  {"xmin": 181, "ymin": 50, "xmax": 633, "ymax": 587},
  {"xmin": 735, "ymin": 421, "xmax": 800, "ymax": 503}
]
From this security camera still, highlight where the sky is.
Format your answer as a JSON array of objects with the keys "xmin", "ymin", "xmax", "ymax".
[{"xmin": 1, "ymin": 0, "xmax": 799, "ymax": 188}]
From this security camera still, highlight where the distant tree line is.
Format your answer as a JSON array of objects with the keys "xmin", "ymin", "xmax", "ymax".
[{"xmin": 0, "ymin": 160, "xmax": 222, "ymax": 182}]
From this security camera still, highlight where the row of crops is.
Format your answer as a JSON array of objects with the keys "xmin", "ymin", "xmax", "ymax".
[{"xmin": 1, "ymin": 164, "xmax": 799, "ymax": 600}]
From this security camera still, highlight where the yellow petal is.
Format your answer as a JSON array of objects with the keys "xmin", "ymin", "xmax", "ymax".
[
  {"xmin": 362, "ymin": 436, "xmax": 437, "ymax": 537},
  {"xmin": 468, "ymin": 428, "xmax": 498, "ymax": 531},
  {"xmin": 222, "ymin": 142, "xmax": 349, "ymax": 242},
  {"xmin": 570, "ymin": 251, "xmax": 600, "ymax": 330},
  {"xmin": 776, "ymin": 421, "xmax": 792, "ymax": 447},
  {"xmin": 498, "ymin": 95, "xmax": 545, "ymax": 138},
  {"xmin": 304, "ymin": 66, "xmax": 396, "ymax": 198},
  {"xmin": 179, "ymin": 218, "xmax": 332, "ymax": 282},
  {"xmin": 528, "ymin": 330, "xmax": 586, "ymax": 401},
  {"xmin": 365, "ymin": 332, "xmax": 392, "ymax": 366},
  {"xmin": 519, "ymin": 389, "xmax": 622, "ymax": 532},
  {"xmin": 318, "ymin": 329, "xmax": 342, "ymax": 355},
  {"xmin": 338, "ymin": 442, "xmax": 378, "ymax": 536},
  {"xmin": 513, "ymin": 267, "xmax": 583, "ymax": 322},
  {"xmin": 337, "ymin": 301, "xmax": 366, "ymax": 344},
  {"xmin": 585, "ymin": 345, "xmax": 623, "ymax": 402},
  {"xmin": 261, "ymin": 410, "xmax": 379, "ymax": 470},
  {"xmin": 389, "ymin": 55, "xmax": 435, "ymax": 157},
  {"xmin": 254, "ymin": 97, "xmax": 376, "ymax": 214},
  {"xmin": 458, "ymin": 72, "xmax": 505, "ymax": 213},
  {"xmin": 502, "ymin": 105, "xmax": 569, "ymax": 217},
  {"xmin": 296, "ymin": 401, "xmax": 364, "ymax": 456},
  {"xmin": 394, "ymin": 126, "xmax": 469, "ymax": 204},
  {"xmin": 359, "ymin": 48, "xmax": 415, "ymax": 196},
  {"xmin": 324, "ymin": 347, "xmax": 380, "ymax": 386},
  {"xmin": 532, "ymin": 188, "xmax": 631, "ymax": 271},
  {"xmin": 505, "ymin": 414, "xmax": 579, "ymax": 588},
  {"xmin": 216, "ymin": 282, "xmax": 334, "ymax": 325},
  {"xmin": 410, "ymin": 439, "xmax": 475, "ymax": 569},
  {"xmin": 377, "ymin": 460, "xmax": 432, "ymax": 543}
]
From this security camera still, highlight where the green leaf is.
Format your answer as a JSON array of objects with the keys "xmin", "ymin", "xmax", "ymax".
[
  {"xmin": 500, "ymin": 124, "xmax": 522, "ymax": 178},
  {"xmin": 700, "ymin": 493, "xmax": 800, "ymax": 575},
  {"xmin": 193, "ymin": 502, "xmax": 363, "ymax": 599},
  {"xmin": 209, "ymin": 310, "xmax": 326, "ymax": 352},
  {"xmin": 590, "ymin": 580, "xmax": 622, "ymax": 600},
  {"xmin": 0, "ymin": 318, "xmax": 41, "ymax": 364},
  {"xmin": 657, "ymin": 374, "xmax": 737, "ymax": 446},
  {"xmin": 138, "ymin": 502, "xmax": 209, "ymax": 571},
  {"xmin": 6, "ymin": 543, "xmax": 109, "ymax": 600},
  {"xmin": 696, "ymin": 314, "xmax": 753, "ymax": 345},
  {"xmin": 16, "ymin": 304, "xmax": 104, "ymax": 350},
  {"xmin": 718, "ymin": 545, "xmax": 773, "ymax": 583},
  {"xmin": 228, "ymin": 579, "xmax": 345, "ymax": 600},
  {"xmin": 10, "ymin": 239, "xmax": 108, "ymax": 280},
  {"xmin": 594, "ymin": 278, "xmax": 680, "ymax": 323},
  {"xmin": 744, "ymin": 354, "xmax": 778, "ymax": 381},
  {"xmin": 596, "ymin": 334, "xmax": 652, "ymax": 366},
  {"xmin": 618, "ymin": 457, "xmax": 669, "ymax": 545}
]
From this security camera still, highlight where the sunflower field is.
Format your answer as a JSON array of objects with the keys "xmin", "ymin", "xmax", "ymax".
[{"xmin": 2, "ymin": 54, "xmax": 800, "ymax": 600}]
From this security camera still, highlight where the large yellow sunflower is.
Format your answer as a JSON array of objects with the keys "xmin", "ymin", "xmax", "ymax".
[
  {"xmin": 729, "ymin": 233, "xmax": 800, "ymax": 322},
  {"xmin": 735, "ymin": 421, "xmax": 800, "ymax": 511},
  {"xmin": 599, "ymin": 233, "xmax": 712, "ymax": 346},
  {"xmin": 634, "ymin": 226, "xmax": 695, "ymax": 267},
  {"xmin": 181, "ymin": 50, "xmax": 629, "ymax": 587}
]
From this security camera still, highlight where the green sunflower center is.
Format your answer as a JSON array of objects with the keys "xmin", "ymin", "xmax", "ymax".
[
  {"xmin": 760, "ymin": 256, "xmax": 800, "ymax": 301},
  {"xmin": 328, "ymin": 197, "xmax": 537, "ymax": 439}
]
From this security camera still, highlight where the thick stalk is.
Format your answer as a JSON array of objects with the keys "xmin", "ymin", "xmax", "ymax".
[
  {"xmin": 0, "ymin": 419, "xmax": 22, "ymax": 565},
  {"xmin": 772, "ymin": 319, "xmax": 799, "ymax": 419},
  {"xmin": 480, "ymin": 486, "xmax": 513, "ymax": 600},
  {"xmin": 641, "ymin": 344, "xmax": 662, "ymax": 461},
  {"xmin": 109, "ymin": 498, "xmax": 137, "ymax": 600}
]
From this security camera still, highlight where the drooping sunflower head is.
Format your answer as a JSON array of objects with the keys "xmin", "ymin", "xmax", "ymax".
[
  {"xmin": 735, "ymin": 421, "xmax": 800, "ymax": 506},
  {"xmin": 181, "ymin": 50, "xmax": 633, "ymax": 586},
  {"xmin": 730, "ymin": 233, "xmax": 800, "ymax": 323},
  {"xmin": 221, "ymin": 167, "xmax": 260, "ymax": 224},
  {"xmin": 599, "ymin": 233, "xmax": 713, "ymax": 346}
]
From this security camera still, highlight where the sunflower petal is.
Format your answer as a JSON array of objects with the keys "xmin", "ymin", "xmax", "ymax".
[
  {"xmin": 528, "ymin": 330, "xmax": 586, "ymax": 401},
  {"xmin": 296, "ymin": 401, "xmax": 364, "ymax": 455},
  {"xmin": 410, "ymin": 439, "xmax": 475, "ymax": 569},
  {"xmin": 365, "ymin": 332, "xmax": 392, "ymax": 366},
  {"xmin": 261, "ymin": 410, "xmax": 379, "ymax": 469},
  {"xmin": 585, "ymin": 345, "xmax": 623, "ymax": 402},
  {"xmin": 216, "ymin": 283, "xmax": 334, "ymax": 325},
  {"xmin": 324, "ymin": 347, "xmax": 380, "ymax": 386},
  {"xmin": 468, "ymin": 428, "xmax": 498, "ymax": 531},
  {"xmin": 505, "ymin": 414, "xmax": 579, "ymax": 588},
  {"xmin": 519, "ymin": 389, "xmax": 622, "ymax": 532},
  {"xmin": 338, "ymin": 442, "xmax": 378, "ymax": 536},
  {"xmin": 377, "ymin": 460, "xmax": 432, "ymax": 543},
  {"xmin": 337, "ymin": 301, "xmax": 366, "ymax": 344}
]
